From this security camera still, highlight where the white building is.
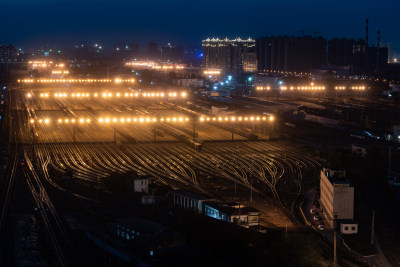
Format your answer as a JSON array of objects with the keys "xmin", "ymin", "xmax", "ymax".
[
  {"xmin": 320, "ymin": 168, "xmax": 354, "ymax": 228},
  {"xmin": 131, "ymin": 177, "xmax": 150, "ymax": 193},
  {"xmin": 340, "ymin": 221, "xmax": 358, "ymax": 234}
]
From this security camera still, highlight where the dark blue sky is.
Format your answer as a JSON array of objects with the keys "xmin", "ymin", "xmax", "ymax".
[{"xmin": 1, "ymin": 0, "xmax": 399, "ymax": 50}]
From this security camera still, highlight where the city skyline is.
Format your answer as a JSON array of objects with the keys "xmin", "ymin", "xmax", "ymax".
[
  {"xmin": 1, "ymin": 0, "xmax": 399, "ymax": 50},
  {"xmin": 2, "ymin": 1, "xmax": 400, "ymax": 266}
]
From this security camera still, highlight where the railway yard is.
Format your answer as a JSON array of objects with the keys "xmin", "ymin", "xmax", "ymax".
[
  {"xmin": 1, "ymin": 83, "xmax": 371, "ymax": 266},
  {"xmin": 14, "ymin": 85, "xmax": 321, "ymax": 213}
]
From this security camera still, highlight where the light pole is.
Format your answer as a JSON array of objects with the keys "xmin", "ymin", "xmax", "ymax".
[
  {"xmin": 154, "ymin": 124, "xmax": 157, "ymax": 142},
  {"xmin": 231, "ymin": 121, "xmax": 234, "ymax": 141},
  {"xmin": 269, "ymin": 116, "xmax": 274, "ymax": 139},
  {"xmin": 113, "ymin": 122, "xmax": 116, "ymax": 143},
  {"xmin": 193, "ymin": 119, "xmax": 196, "ymax": 141}
]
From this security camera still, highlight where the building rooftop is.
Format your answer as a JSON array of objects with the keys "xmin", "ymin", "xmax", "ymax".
[
  {"xmin": 169, "ymin": 189, "xmax": 211, "ymax": 201},
  {"xmin": 322, "ymin": 168, "xmax": 352, "ymax": 186},
  {"xmin": 204, "ymin": 201, "xmax": 259, "ymax": 216},
  {"xmin": 130, "ymin": 174, "xmax": 153, "ymax": 180},
  {"xmin": 340, "ymin": 220, "xmax": 358, "ymax": 225}
]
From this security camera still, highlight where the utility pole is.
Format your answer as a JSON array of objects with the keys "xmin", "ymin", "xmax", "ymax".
[
  {"xmin": 113, "ymin": 123, "xmax": 116, "ymax": 143},
  {"xmin": 333, "ymin": 231, "xmax": 337, "ymax": 267},
  {"xmin": 285, "ymin": 221, "xmax": 288, "ymax": 239},
  {"xmin": 371, "ymin": 210, "xmax": 375, "ymax": 245},
  {"xmin": 238, "ymin": 204, "xmax": 241, "ymax": 225},
  {"xmin": 389, "ymin": 146, "xmax": 391, "ymax": 172},
  {"xmin": 234, "ymin": 180, "xmax": 237, "ymax": 196},
  {"xmin": 193, "ymin": 120, "xmax": 196, "ymax": 140},
  {"xmin": 231, "ymin": 122, "xmax": 234, "ymax": 141},
  {"xmin": 73, "ymin": 124, "xmax": 76, "ymax": 143}
]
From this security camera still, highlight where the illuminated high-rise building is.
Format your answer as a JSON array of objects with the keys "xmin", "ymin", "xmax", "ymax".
[{"xmin": 202, "ymin": 37, "xmax": 256, "ymax": 74}]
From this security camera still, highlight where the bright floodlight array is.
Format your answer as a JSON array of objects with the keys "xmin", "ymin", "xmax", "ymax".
[
  {"xmin": 27, "ymin": 92, "xmax": 187, "ymax": 98},
  {"xmin": 18, "ymin": 78, "xmax": 135, "ymax": 83},
  {"xmin": 29, "ymin": 115, "xmax": 274, "ymax": 124},
  {"xmin": 51, "ymin": 70, "xmax": 69, "ymax": 74},
  {"xmin": 256, "ymin": 86, "xmax": 271, "ymax": 91},
  {"xmin": 29, "ymin": 117, "xmax": 191, "ymax": 124},
  {"xmin": 199, "ymin": 115, "xmax": 274, "ymax": 122},
  {"xmin": 335, "ymin": 85, "xmax": 366, "ymax": 90},
  {"xmin": 280, "ymin": 85, "xmax": 326, "ymax": 91}
]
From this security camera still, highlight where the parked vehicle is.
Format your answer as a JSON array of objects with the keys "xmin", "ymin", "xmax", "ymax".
[
  {"xmin": 317, "ymin": 225, "xmax": 324, "ymax": 231},
  {"xmin": 313, "ymin": 216, "xmax": 319, "ymax": 221},
  {"xmin": 310, "ymin": 209, "xmax": 316, "ymax": 214}
]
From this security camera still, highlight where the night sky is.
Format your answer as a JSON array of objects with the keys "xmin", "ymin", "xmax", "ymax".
[{"xmin": 1, "ymin": 0, "xmax": 399, "ymax": 50}]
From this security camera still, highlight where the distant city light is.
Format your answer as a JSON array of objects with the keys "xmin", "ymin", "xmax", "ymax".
[
  {"xmin": 204, "ymin": 69, "xmax": 221, "ymax": 75},
  {"xmin": 125, "ymin": 61, "xmax": 185, "ymax": 71}
]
